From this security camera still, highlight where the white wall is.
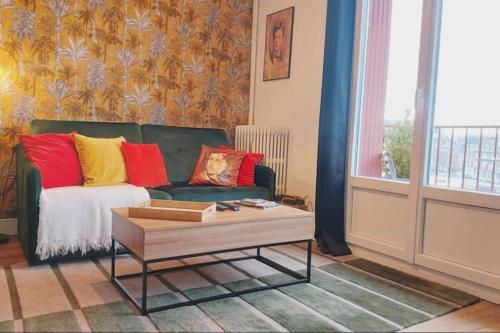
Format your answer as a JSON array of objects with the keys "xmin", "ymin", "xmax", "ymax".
[{"xmin": 249, "ymin": 0, "xmax": 328, "ymax": 208}]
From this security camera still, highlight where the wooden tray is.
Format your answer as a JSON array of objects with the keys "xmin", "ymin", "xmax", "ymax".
[{"xmin": 129, "ymin": 200, "xmax": 216, "ymax": 222}]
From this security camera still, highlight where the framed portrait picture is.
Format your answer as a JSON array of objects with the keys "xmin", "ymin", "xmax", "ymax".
[{"xmin": 263, "ymin": 7, "xmax": 295, "ymax": 81}]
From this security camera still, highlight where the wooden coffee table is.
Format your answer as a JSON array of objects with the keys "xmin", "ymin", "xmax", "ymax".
[{"xmin": 111, "ymin": 204, "xmax": 314, "ymax": 315}]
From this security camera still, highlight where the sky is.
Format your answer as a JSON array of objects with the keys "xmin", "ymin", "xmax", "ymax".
[
  {"xmin": 383, "ymin": 0, "xmax": 500, "ymax": 127},
  {"xmin": 383, "ymin": 0, "xmax": 422, "ymax": 125}
]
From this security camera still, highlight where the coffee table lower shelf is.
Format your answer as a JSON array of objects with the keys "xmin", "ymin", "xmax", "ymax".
[{"xmin": 111, "ymin": 238, "xmax": 312, "ymax": 315}]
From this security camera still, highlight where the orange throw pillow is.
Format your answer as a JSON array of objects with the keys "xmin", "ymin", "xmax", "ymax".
[
  {"xmin": 189, "ymin": 145, "xmax": 246, "ymax": 186},
  {"xmin": 121, "ymin": 142, "xmax": 171, "ymax": 188}
]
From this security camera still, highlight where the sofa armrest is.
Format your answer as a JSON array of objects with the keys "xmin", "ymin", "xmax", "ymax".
[
  {"xmin": 14, "ymin": 145, "xmax": 42, "ymax": 264},
  {"xmin": 254, "ymin": 165, "xmax": 276, "ymax": 200}
]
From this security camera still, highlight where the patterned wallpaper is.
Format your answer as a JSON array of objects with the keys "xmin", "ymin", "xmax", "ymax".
[{"xmin": 0, "ymin": 0, "xmax": 253, "ymax": 218}]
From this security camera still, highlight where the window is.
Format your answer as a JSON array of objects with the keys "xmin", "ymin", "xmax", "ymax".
[
  {"xmin": 426, "ymin": 0, "xmax": 500, "ymax": 194},
  {"xmin": 353, "ymin": 0, "xmax": 423, "ymax": 182}
]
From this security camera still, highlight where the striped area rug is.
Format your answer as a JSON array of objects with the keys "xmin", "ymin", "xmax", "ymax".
[{"xmin": 0, "ymin": 244, "xmax": 479, "ymax": 332}]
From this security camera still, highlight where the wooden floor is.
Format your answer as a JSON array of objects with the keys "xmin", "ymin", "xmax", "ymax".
[
  {"xmin": 1, "ymin": 236, "xmax": 499, "ymax": 332},
  {"xmin": 403, "ymin": 301, "xmax": 500, "ymax": 332},
  {"xmin": 0, "ymin": 235, "xmax": 26, "ymax": 266}
]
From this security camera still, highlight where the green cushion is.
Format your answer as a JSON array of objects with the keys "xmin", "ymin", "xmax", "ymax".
[
  {"xmin": 30, "ymin": 120, "xmax": 142, "ymax": 143},
  {"xmin": 147, "ymin": 188, "xmax": 173, "ymax": 200},
  {"xmin": 155, "ymin": 184, "xmax": 271, "ymax": 202},
  {"xmin": 141, "ymin": 124, "xmax": 229, "ymax": 183},
  {"xmin": 254, "ymin": 165, "xmax": 276, "ymax": 200}
]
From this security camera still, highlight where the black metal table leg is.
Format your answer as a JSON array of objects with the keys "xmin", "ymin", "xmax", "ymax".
[
  {"xmin": 141, "ymin": 262, "xmax": 148, "ymax": 315},
  {"xmin": 111, "ymin": 238, "xmax": 116, "ymax": 279},
  {"xmin": 112, "ymin": 239, "xmax": 313, "ymax": 315},
  {"xmin": 306, "ymin": 239, "xmax": 312, "ymax": 282}
]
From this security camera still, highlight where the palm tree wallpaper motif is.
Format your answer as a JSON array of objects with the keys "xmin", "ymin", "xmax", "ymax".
[
  {"xmin": 149, "ymin": 31, "xmax": 167, "ymax": 89},
  {"xmin": 86, "ymin": 60, "xmax": 106, "ymax": 120},
  {"xmin": 45, "ymin": 79, "xmax": 70, "ymax": 119},
  {"xmin": 0, "ymin": 71, "xmax": 14, "ymax": 128},
  {"xmin": 127, "ymin": 9, "xmax": 152, "ymax": 60},
  {"xmin": 0, "ymin": 1, "xmax": 14, "ymax": 43},
  {"xmin": 59, "ymin": 38, "xmax": 89, "ymax": 94},
  {"xmin": 115, "ymin": 47, "xmax": 135, "ymax": 117},
  {"xmin": 0, "ymin": 0, "xmax": 253, "ymax": 218},
  {"xmin": 126, "ymin": 84, "xmax": 151, "ymax": 122},
  {"xmin": 45, "ymin": 0, "xmax": 71, "ymax": 70},
  {"xmin": 11, "ymin": 7, "xmax": 36, "ymax": 74},
  {"xmin": 88, "ymin": 0, "xmax": 106, "ymax": 43}
]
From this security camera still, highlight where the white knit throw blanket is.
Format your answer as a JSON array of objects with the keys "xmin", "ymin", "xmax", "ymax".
[{"xmin": 36, "ymin": 184, "xmax": 150, "ymax": 260}]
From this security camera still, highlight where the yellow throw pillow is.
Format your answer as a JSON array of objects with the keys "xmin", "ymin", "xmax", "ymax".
[{"xmin": 72, "ymin": 133, "xmax": 127, "ymax": 186}]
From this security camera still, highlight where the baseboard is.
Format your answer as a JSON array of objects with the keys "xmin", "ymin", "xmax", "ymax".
[
  {"xmin": 350, "ymin": 244, "xmax": 500, "ymax": 305},
  {"xmin": 0, "ymin": 218, "xmax": 17, "ymax": 235}
]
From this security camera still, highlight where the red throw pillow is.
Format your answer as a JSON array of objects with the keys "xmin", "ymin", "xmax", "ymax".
[
  {"xmin": 189, "ymin": 145, "xmax": 246, "ymax": 186},
  {"xmin": 20, "ymin": 133, "xmax": 84, "ymax": 189},
  {"xmin": 219, "ymin": 145, "xmax": 264, "ymax": 186},
  {"xmin": 121, "ymin": 142, "xmax": 171, "ymax": 188}
]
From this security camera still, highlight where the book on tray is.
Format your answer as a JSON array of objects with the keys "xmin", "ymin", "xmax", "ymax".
[{"xmin": 237, "ymin": 198, "xmax": 280, "ymax": 209}]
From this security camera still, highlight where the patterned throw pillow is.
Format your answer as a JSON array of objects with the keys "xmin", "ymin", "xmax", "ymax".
[
  {"xmin": 189, "ymin": 145, "xmax": 246, "ymax": 187},
  {"xmin": 219, "ymin": 145, "xmax": 264, "ymax": 186}
]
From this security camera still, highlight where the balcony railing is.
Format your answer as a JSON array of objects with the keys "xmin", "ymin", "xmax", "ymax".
[
  {"xmin": 383, "ymin": 125, "xmax": 500, "ymax": 194},
  {"xmin": 429, "ymin": 125, "xmax": 499, "ymax": 194}
]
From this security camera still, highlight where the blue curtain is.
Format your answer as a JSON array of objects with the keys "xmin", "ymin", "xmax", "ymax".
[{"xmin": 315, "ymin": 0, "xmax": 357, "ymax": 256}]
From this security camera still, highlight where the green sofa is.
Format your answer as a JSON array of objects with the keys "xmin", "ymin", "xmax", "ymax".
[{"xmin": 16, "ymin": 120, "xmax": 275, "ymax": 264}]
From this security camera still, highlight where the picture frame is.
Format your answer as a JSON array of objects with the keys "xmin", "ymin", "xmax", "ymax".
[{"xmin": 263, "ymin": 6, "xmax": 295, "ymax": 81}]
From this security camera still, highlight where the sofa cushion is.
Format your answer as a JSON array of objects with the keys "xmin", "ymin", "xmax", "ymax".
[
  {"xmin": 72, "ymin": 134, "xmax": 127, "ymax": 186},
  {"xmin": 147, "ymin": 188, "xmax": 173, "ymax": 200},
  {"xmin": 219, "ymin": 145, "xmax": 264, "ymax": 186},
  {"xmin": 155, "ymin": 184, "xmax": 271, "ymax": 202},
  {"xmin": 20, "ymin": 133, "xmax": 83, "ymax": 189},
  {"xmin": 30, "ymin": 120, "xmax": 142, "ymax": 143},
  {"xmin": 189, "ymin": 145, "xmax": 246, "ymax": 186},
  {"xmin": 121, "ymin": 142, "xmax": 171, "ymax": 188},
  {"xmin": 141, "ymin": 124, "xmax": 229, "ymax": 183}
]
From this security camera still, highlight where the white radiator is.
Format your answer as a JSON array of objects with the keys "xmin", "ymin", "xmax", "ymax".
[{"xmin": 235, "ymin": 125, "xmax": 289, "ymax": 194}]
